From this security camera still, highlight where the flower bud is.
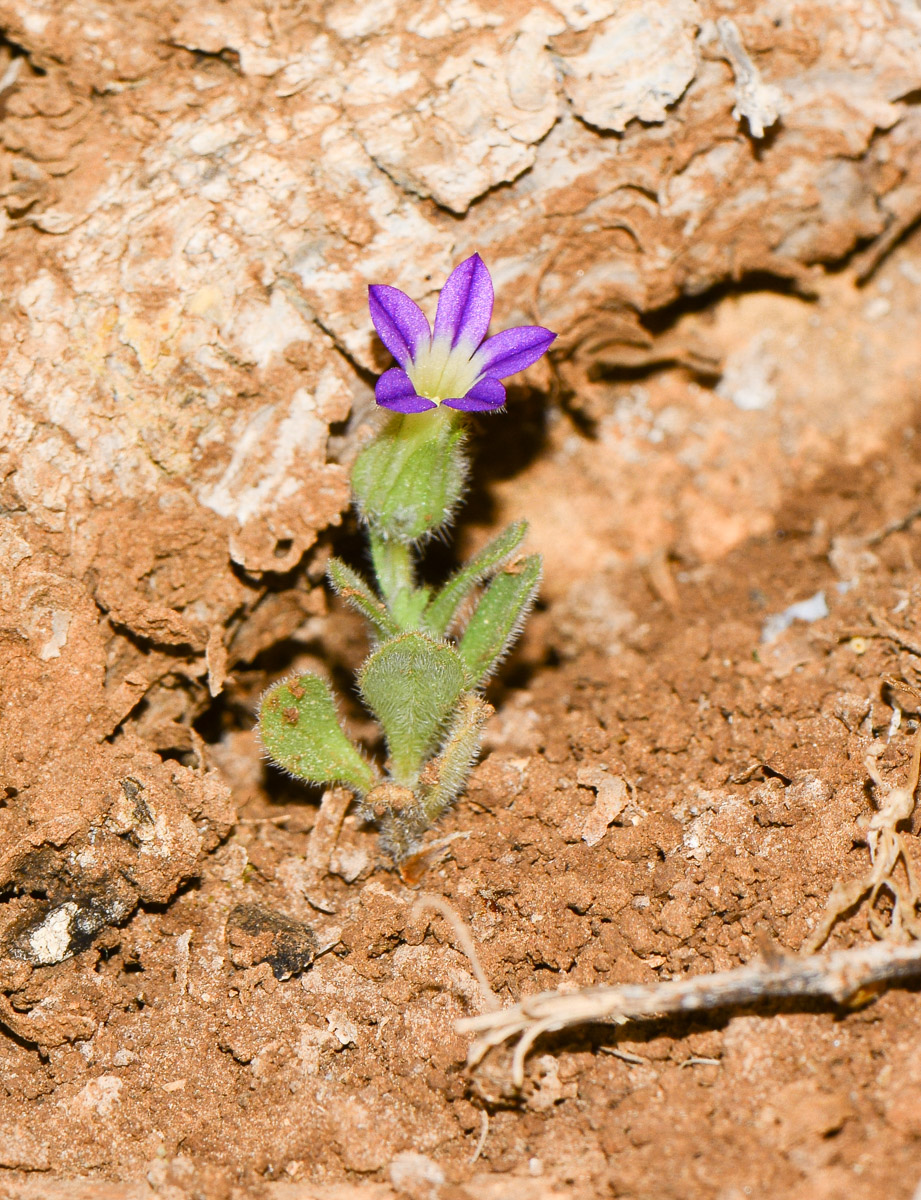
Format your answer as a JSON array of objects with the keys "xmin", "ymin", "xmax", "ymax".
[{"xmin": 351, "ymin": 407, "xmax": 467, "ymax": 544}]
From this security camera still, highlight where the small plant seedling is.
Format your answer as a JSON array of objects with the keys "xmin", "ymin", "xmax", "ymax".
[{"xmin": 258, "ymin": 255, "xmax": 556, "ymax": 862}]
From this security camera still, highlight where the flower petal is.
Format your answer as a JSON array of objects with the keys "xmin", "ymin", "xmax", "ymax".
[
  {"xmin": 474, "ymin": 325, "xmax": 556, "ymax": 379},
  {"xmin": 375, "ymin": 367, "xmax": 437, "ymax": 413},
  {"xmin": 443, "ymin": 377, "xmax": 506, "ymax": 412},
  {"xmin": 434, "ymin": 253, "xmax": 494, "ymax": 349},
  {"xmin": 369, "ymin": 285, "xmax": 431, "ymax": 368}
]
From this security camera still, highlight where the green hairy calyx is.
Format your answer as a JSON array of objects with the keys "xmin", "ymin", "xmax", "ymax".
[{"xmin": 257, "ymin": 405, "xmax": 541, "ymax": 864}]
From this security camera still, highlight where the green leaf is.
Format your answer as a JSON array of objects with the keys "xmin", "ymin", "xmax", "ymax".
[
  {"xmin": 327, "ymin": 557, "xmax": 399, "ymax": 638},
  {"xmin": 257, "ymin": 673, "xmax": 375, "ymax": 795},
  {"xmin": 457, "ymin": 554, "xmax": 542, "ymax": 687},
  {"xmin": 351, "ymin": 407, "xmax": 468, "ymax": 544},
  {"xmin": 424, "ymin": 521, "xmax": 528, "ymax": 637},
  {"xmin": 358, "ymin": 632, "xmax": 467, "ymax": 785}
]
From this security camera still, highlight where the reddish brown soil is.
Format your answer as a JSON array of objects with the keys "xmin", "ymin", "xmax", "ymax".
[
  {"xmin": 5, "ymin": 1, "xmax": 921, "ymax": 1195},
  {"xmin": 5, "ymin": 382, "xmax": 921, "ymax": 1200}
]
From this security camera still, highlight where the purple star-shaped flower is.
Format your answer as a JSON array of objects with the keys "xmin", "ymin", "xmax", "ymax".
[{"xmin": 368, "ymin": 254, "xmax": 556, "ymax": 413}]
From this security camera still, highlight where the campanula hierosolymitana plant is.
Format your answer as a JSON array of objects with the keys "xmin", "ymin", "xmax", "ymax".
[{"xmin": 258, "ymin": 255, "xmax": 556, "ymax": 862}]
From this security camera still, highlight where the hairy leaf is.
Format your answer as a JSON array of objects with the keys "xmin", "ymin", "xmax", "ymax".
[
  {"xmin": 457, "ymin": 554, "xmax": 542, "ymax": 687},
  {"xmin": 358, "ymin": 632, "xmax": 467, "ymax": 785},
  {"xmin": 424, "ymin": 520, "xmax": 528, "ymax": 637},
  {"xmin": 419, "ymin": 692, "xmax": 493, "ymax": 824},
  {"xmin": 258, "ymin": 673, "xmax": 375, "ymax": 795},
  {"xmin": 327, "ymin": 557, "xmax": 399, "ymax": 638}
]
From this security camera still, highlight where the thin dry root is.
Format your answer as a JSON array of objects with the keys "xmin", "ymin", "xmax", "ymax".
[
  {"xmin": 452, "ymin": 686, "xmax": 921, "ymax": 1086},
  {"xmin": 412, "ymin": 894, "xmax": 501, "ymax": 1012},
  {"xmin": 469, "ymin": 1109, "xmax": 489, "ymax": 1164}
]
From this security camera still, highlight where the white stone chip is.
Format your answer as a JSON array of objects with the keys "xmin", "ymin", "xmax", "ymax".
[
  {"xmin": 29, "ymin": 901, "xmax": 78, "ymax": 965},
  {"xmin": 761, "ymin": 592, "xmax": 830, "ymax": 644}
]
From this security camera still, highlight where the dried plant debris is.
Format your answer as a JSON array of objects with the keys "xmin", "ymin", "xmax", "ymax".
[
  {"xmin": 224, "ymin": 903, "xmax": 318, "ymax": 981},
  {"xmin": 805, "ymin": 677, "xmax": 921, "ymax": 952},
  {"xmin": 452, "ymin": 673, "xmax": 921, "ymax": 1089}
]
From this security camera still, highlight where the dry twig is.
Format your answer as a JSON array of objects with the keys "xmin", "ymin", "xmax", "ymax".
[
  {"xmin": 449, "ymin": 676, "xmax": 921, "ymax": 1086},
  {"xmin": 863, "ymin": 504, "xmax": 921, "ymax": 548},
  {"xmin": 457, "ymin": 939, "xmax": 921, "ymax": 1087}
]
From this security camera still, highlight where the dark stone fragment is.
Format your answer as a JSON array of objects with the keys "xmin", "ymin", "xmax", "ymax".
[{"xmin": 225, "ymin": 903, "xmax": 318, "ymax": 980}]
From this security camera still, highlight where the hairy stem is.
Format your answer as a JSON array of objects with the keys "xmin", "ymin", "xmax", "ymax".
[{"xmin": 369, "ymin": 532, "xmax": 416, "ymax": 619}]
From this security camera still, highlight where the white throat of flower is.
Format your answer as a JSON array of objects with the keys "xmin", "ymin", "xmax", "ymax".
[{"xmin": 406, "ymin": 334, "xmax": 482, "ymax": 404}]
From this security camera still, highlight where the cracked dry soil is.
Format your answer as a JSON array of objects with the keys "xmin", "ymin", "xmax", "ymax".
[{"xmin": 6, "ymin": 380, "xmax": 921, "ymax": 1200}]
